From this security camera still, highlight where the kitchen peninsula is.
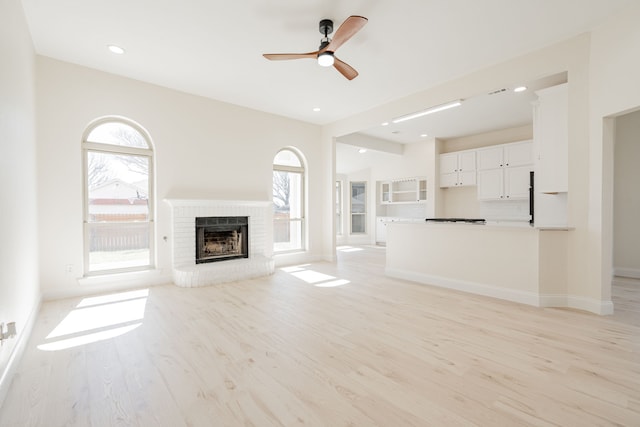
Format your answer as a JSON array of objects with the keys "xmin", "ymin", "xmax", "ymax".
[{"xmin": 384, "ymin": 220, "xmax": 592, "ymax": 311}]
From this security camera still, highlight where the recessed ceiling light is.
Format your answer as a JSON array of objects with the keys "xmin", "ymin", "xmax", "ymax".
[
  {"xmin": 107, "ymin": 44, "xmax": 125, "ymax": 55},
  {"xmin": 420, "ymin": 134, "xmax": 428, "ymax": 138},
  {"xmin": 358, "ymin": 148, "xmax": 367, "ymax": 154},
  {"xmin": 381, "ymin": 122, "xmax": 389, "ymax": 126},
  {"xmin": 513, "ymin": 86, "xmax": 527, "ymax": 93},
  {"xmin": 312, "ymin": 107, "xmax": 321, "ymax": 112}
]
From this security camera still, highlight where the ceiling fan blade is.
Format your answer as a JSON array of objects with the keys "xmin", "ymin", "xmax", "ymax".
[
  {"xmin": 333, "ymin": 57, "xmax": 359, "ymax": 80},
  {"xmin": 263, "ymin": 52, "xmax": 318, "ymax": 61},
  {"xmin": 323, "ymin": 15, "xmax": 368, "ymax": 53}
]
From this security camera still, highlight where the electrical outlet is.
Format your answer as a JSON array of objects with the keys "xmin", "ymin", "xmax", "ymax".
[{"xmin": 65, "ymin": 264, "xmax": 73, "ymax": 274}]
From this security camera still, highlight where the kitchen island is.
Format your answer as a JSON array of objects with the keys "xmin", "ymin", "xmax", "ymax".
[{"xmin": 385, "ymin": 221, "xmax": 576, "ymax": 309}]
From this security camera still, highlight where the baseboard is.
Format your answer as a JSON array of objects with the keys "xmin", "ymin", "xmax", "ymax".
[
  {"xmin": 385, "ymin": 268, "xmax": 540, "ymax": 307},
  {"xmin": 538, "ymin": 294, "xmax": 568, "ymax": 308},
  {"xmin": 323, "ymin": 252, "xmax": 337, "ymax": 262},
  {"xmin": 614, "ymin": 267, "xmax": 640, "ymax": 279},
  {"xmin": 568, "ymin": 296, "xmax": 614, "ymax": 315},
  {"xmin": 44, "ymin": 269, "xmax": 172, "ymax": 301},
  {"xmin": 273, "ymin": 251, "xmax": 324, "ymax": 268},
  {"xmin": 386, "ymin": 268, "xmax": 615, "ymax": 315},
  {"xmin": 539, "ymin": 294, "xmax": 614, "ymax": 315},
  {"xmin": 0, "ymin": 293, "xmax": 42, "ymax": 410}
]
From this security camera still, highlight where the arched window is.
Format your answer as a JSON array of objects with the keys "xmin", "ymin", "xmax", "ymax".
[
  {"xmin": 82, "ymin": 117, "xmax": 154, "ymax": 275},
  {"xmin": 273, "ymin": 148, "xmax": 305, "ymax": 253}
]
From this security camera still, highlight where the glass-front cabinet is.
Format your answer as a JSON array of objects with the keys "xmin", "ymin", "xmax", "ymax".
[
  {"xmin": 379, "ymin": 177, "xmax": 427, "ymax": 204},
  {"xmin": 380, "ymin": 181, "xmax": 391, "ymax": 203}
]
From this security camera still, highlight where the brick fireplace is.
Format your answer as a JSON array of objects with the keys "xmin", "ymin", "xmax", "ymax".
[{"xmin": 165, "ymin": 199, "xmax": 274, "ymax": 287}]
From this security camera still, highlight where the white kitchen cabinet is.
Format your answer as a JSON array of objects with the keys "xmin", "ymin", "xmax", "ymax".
[
  {"xmin": 477, "ymin": 146, "xmax": 504, "ymax": 170},
  {"xmin": 505, "ymin": 142, "xmax": 534, "ymax": 168},
  {"xmin": 392, "ymin": 178, "xmax": 427, "ymax": 203},
  {"xmin": 532, "ymin": 83, "xmax": 569, "ymax": 228},
  {"xmin": 376, "ymin": 217, "xmax": 387, "ymax": 243},
  {"xmin": 534, "ymin": 83, "xmax": 568, "ymax": 193},
  {"xmin": 440, "ymin": 152, "xmax": 459, "ymax": 174},
  {"xmin": 417, "ymin": 179, "xmax": 427, "ymax": 201},
  {"xmin": 380, "ymin": 177, "xmax": 427, "ymax": 204},
  {"xmin": 504, "ymin": 166, "xmax": 532, "ymax": 199},
  {"xmin": 477, "ymin": 165, "xmax": 532, "ymax": 200},
  {"xmin": 439, "ymin": 150, "xmax": 476, "ymax": 188},
  {"xmin": 380, "ymin": 181, "xmax": 391, "ymax": 204},
  {"xmin": 477, "ymin": 166, "xmax": 533, "ymax": 201},
  {"xmin": 376, "ymin": 217, "xmax": 400, "ymax": 243},
  {"xmin": 477, "ymin": 140, "xmax": 532, "ymax": 170},
  {"xmin": 477, "ymin": 168, "xmax": 503, "ymax": 200},
  {"xmin": 476, "ymin": 141, "xmax": 533, "ymax": 201}
]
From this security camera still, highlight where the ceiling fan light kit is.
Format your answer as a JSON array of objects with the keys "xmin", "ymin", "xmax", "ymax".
[
  {"xmin": 263, "ymin": 15, "xmax": 368, "ymax": 80},
  {"xmin": 318, "ymin": 51, "xmax": 334, "ymax": 67}
]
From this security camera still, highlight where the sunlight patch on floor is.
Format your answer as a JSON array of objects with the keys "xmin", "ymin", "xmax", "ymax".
[
  {"xmin": 280, "ymin": 265, "xmax": 350, "ymax": 287},
  {"xmin": 336, "ymin": 245, "xmax": 364, "ymax": 253},
  {"xmin": 38, "ymin": 323, "xmax": 142, "ymax": 351},
  {"xmin": 38, "ymin": 289, "xmax": 149, "ymax": 351},
  {"xmin": 314, "ymin": 279, "xmax": 350, "ymax": 288},
  {"xmin": 280, "ymin": 264, "xmax": 311, "ymax": 273}
]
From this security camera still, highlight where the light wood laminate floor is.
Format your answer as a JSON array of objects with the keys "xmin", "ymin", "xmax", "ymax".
[{"xmin": 1, "ymin": 246, "xmax": 639, "ymax": 426}]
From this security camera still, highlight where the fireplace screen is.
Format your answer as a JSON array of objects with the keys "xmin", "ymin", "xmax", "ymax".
[{"xmin": 195, "ymin": 216, "xmax": 249, "ymax": 264}]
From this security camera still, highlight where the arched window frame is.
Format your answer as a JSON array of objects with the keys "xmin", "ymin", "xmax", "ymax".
[
  {"xmin": 272, "ymin": 148, "xmax": 306, "ymax": 253},
  {"xmin": 81, "ymin": 116, "xmax": 155, "ymax": 275}
]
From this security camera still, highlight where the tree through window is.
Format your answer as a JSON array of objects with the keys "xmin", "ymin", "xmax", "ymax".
[
  {"xmin": 82, "ymin": 118, "xmax": 154, "ymax": 274},
  {"xmin": 273, "ymin": 149, "xmax": 305, "ymax": 253}
]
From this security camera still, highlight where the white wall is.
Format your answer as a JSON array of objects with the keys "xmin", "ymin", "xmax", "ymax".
[
  {"xmin": 0, "ymin": 0, "xmax": 41, "ymax": 406},
  {"xmin": 35, "ymin": 57, "xmax": 323, "ymax": 298},
  {"xmin": 589, "ymin": 1, "xmax": 640, "ymax": 300},
  {"xmin": 613, "ymin": 109, "xmax": 640, "ymax": 278}
]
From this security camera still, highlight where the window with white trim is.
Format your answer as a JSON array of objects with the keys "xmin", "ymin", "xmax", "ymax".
[
  {"xmin": 336, "ymin": 180, "xmax": 343, "ymax": 236},
  {"xmin": 273, "ymin": 149, "xmax": 305, "ymax": 252},
  {"xmin": 82, "ymin": 118, "xmax": 154, "ymax": 275},
  {"xmin": 350, "ymin": 181, "xmax": 366, "ymax": 234}
]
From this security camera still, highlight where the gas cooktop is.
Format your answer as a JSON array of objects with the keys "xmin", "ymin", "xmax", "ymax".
[{"xmin": 424, "ymin": 218, "xmax": 486, "ymax": 223}]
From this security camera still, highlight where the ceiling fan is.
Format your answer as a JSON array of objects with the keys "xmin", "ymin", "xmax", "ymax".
[{"xmin": 263, "ymin": 15, "xmax": 368, "ymax": 80}]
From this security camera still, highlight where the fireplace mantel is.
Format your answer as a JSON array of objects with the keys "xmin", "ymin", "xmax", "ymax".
[
  {"xmin": 164, "ymin": 198, "xmax": 273, "ymax": 208},
  {"xmin": 165, "ymin": 198, "xmax": 274, "ymax": 287}
]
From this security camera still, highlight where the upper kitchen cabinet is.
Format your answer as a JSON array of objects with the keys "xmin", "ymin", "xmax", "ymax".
[
  {"xmin": 477, "ymin": 140, "xmax": 533, "ymax": 170},
  {"xmin": 439, "ymin": 150, "xmax": 476, "ymax": 188},
  {"xmin": 380, "ymin": 177, "xmax": 427, "ymax": 204},
  {"xmin": 380, "ymin": 181, "xmax": 391, "ymax": 203},
  {"xmin": 476, "ymin": 140, "xmax": 533, "ymax": 201},
  {"xmin": 533, "ymin": 83, "xmax": 568, "ymax": 193}
]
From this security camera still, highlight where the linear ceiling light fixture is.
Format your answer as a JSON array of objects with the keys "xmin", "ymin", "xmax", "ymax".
[{"xmin": 391, "ymin": 100, "xmax": 463, "ymax": 124}]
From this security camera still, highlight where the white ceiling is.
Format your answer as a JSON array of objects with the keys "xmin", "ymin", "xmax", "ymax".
[
  {"xmin": 355, "ymin": 72, "xmax": 568, "ymax": 145},
  {"xmin": 21, "ymin": 0, "xmax": 631, "ymax": 131}
]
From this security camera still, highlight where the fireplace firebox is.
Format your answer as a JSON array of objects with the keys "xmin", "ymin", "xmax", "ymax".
[{"xmin": 195, "ymin": 216, "xmax": 249, "ymax": 264}]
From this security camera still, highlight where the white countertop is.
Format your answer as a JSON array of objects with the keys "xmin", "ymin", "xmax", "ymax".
[{"xmin": 389, "ymin": 220, "xmax": 572, "ymax": 231}]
